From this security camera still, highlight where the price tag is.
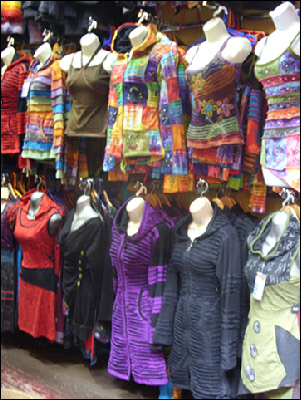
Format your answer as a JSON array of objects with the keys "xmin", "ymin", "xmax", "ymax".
[
  {"xmin": 252, "ymin": 271, "xmax": 266, "ymax": 301},
  {"xmin": 20, "ymin": 79, "xmax": 31, "ymax": 98}
]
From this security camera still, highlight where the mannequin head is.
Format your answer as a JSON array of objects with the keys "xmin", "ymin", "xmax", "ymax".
[
  {"xmin": 1, "ymin": 46, "xmax": 15, "ymax": 67},
  {"xmin": 129, "ymin": 26, "xmax": 148, "ymax": 49},
  {"xmin": 34, "ymin": 42, "xmax": 52, "ymax": 68},
  {"xmin": 127, "ymin": 197, "xmax": 145, "ymax": 223},
  {"xmin": 190, "ymin": 197, "xmax": 214, "ymax": 226}
]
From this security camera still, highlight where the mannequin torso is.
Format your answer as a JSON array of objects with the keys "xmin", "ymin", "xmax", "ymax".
[
  {"xmin": 187, "ymin": 198, "xmax": 214, "ymax": 242},
  {"xmin": 255, "ymin": 2, "xmax": 300, "ymax": 65},
  {"xmin": 186, "ymin": 17, "xmax": 251, "ymax": 71},
  {"xmin": 1, "ymin": 46, "xmax": 15, "ymax": 75},
  {"xmin": 59, "ymin": 32, "xmax": 115, "ymax": 73},
  {"xmin": 126, "ymin": 197, "xmax": 145, "ymax": 237},
  {"xmin": 27, "ymin": 191, "xmax": 62, "ymax": 237},
  {"xmin": 34, "ymin": 42, "xmax": 52, "ymax": 70},
  {"xmin": 71, "ymin": 195, "xmax": 99, "ymax": 232},
  {"xmin": 262, "ymin": 212, "xmax": 300, "ymax": 277}
]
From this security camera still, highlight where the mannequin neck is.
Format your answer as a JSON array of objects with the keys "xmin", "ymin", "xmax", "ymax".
[
  {"xmin": 76, "ymin": 195, "xmax": 91, "ymax": 214},
  {"xmin": 28, "ymin": 191, "xmax": 44, "ymax": 220},
  {"xmin": 80, "ymin": 33, "xmax": 100, "ymax": 58},
  {"xmin": 190, "ymin": 198, "xmax": 214, "ymax": 227},
  {"xmin": 262, "ymin": 212, "xmax": 288, "ymax": 256},
  {"xmin": 1, "ymin": 46, "xmax": 15, "ymax": 67},
  {"xmin": 34, "ymin": 43, "xmax": 52, "ymax": 68},
  {"xmin": 203, "ymin": 17, "xmax": 231, "ymax": 43},
  {"xmin": 127, "ymin": 198, "xmax": 145, "ymax": 224},
  {"xmin": 129, "ymin": 26, "xmax": 148, "ymax": 49},
  {"xmin": 270, "ymin": 2, "xmax": 300, "ymax": 31}
]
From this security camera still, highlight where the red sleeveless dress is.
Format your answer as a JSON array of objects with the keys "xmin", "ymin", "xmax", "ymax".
[{"xmin": 13, "ymin": 190, "xmax": 62, "ymax": 342}]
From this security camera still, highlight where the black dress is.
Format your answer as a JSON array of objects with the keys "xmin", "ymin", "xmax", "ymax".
[
  {"xmin": 58, "ymin": 208, "xmax": 113, "ymax": 341},
  {"xmin": 153, "ymin": 204, "xmax": 242, "ymax": 399}
]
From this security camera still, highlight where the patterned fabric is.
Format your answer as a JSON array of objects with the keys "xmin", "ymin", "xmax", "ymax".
[
  {"xmin": 21, "ymin": 56, "xmax": 69, "ymax": 180},
  {"xmin": 186, "ymin": 37, "xmax": 244, "ymax": 170},
  {"xmin": 255, "ymin": 32, "xmax": 300, "ymax": 192},
  {"xmin": 242, "ymin": 213, "xmax": 300, "ymax": 393},
  {"xmin": 108, "ymin": 198, "xmax": 172, "ymax": 385},
  {"xmin": 1, "ymin": 247, "xmax": 16, "ymax": 332},
  {"xmin": 1, "ymin": 53, "xmax": 30, "ymax": 154},
  {"xmin": 104, "ymin": 23, "xmax": 187, "ymax": 177},
  {"xmin": 1, "ymin": 1, "xmax": 23, "ymax": 22},
  {"xmin": 1, "ymin": 202, "xmax": 16, "ymax": 249},
  {"xmin": 153, "ymin": 205, "xmax": 242, "ymax": 399}
]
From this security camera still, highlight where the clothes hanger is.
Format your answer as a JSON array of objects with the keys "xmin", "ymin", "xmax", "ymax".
[
  {"xmin": 280, "ymin": 189, "xmax": 300, "ymax": 221},
  {"xmin": 212, "ymin": 185, "xmax": 224, "ymax": 209},
  {"xmin": 135, "ymin": 181, "xmax": 148, "ymax": 197}
]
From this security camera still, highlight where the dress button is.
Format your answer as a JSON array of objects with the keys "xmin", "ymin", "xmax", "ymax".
[
  {"xmin": 250, "ymin": 345, "xmax": 258, "ymax": 358},
  {"xmin": 79, "ymin": 267, "xmax": 83, "ymax": 272},
  {"xmin": 77, "ymin": 281, "xmax": 81, "ymax": 287},
  {"xmin": 246, "ymin": 365, "xmax": 255, "ymax": 382},
  {"xmin": 79, "ymin": 273, "xmax": 83, "ymax": 279},
  {"xmin": 79, "ymin": 260, "xmax": 82, "ymax": 265},
  {"xmin": 80, "ymin": 251, "xmax": 84, "ymax": 256},
  {"xmin": 254, "ymin": 321, "xmax": 261, "ymax": 333}
]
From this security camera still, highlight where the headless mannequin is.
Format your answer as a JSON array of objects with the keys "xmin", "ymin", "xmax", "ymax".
[
  {"xmin": 186, "ymin": 17, "xmax": 251, "ymax": 70},
  {"xmin": 71, "ymin": 195, "xmax": 99, "ymax": 232},
  {"xmin": 187, "ymin": 198, "xmax": 214, "ymax": 242},
  {"xmin": 1, "ymin": 46, "xmax": 15, "ymax": 75},
  {"xmin": 59, "ymin": 32, "xmax": 115, "ymax": 74},
  {"xmin": 255, "ymin": 2, "xmax": 300, "ymax": 189},
  {"xmin": 255, "ymin": 1, "xmax": 300, "ymax": 64},
  {"xmin": 126, "ymin": 197, "xmax": 145, "ymax": 237},
  {"xmin": 27, "ymin": 192, "xmax": 62, "ymax": 237},
  {"xmin": 34, "ymin": 42, "xmax": 52, "ymax": 70},
  {"xmin": 262, "ymin": 212, "xmax": 300, "ymax": 277}
]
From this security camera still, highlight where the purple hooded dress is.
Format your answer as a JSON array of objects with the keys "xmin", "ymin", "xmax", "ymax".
[{"xmin": 108, "ymin": 198, "xmax": 172, "ymax": 386}]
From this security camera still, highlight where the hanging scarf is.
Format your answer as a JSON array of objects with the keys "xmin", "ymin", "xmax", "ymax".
[{"xmin": 245, "ymin": 212, "xmax": 300, "ymax": 290}]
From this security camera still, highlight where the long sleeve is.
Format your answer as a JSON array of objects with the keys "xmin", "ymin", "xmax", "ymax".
[
  {"xmin": 152, "ymin": 229, "xmax": 178, "ymax": 346},
  {"xmin": 50, "ymin": 61, "xmax": 67, "ymax": 179},
  {"xmin": 158, "ymin": 46, "xmax": 187, "ymax": 175},
  {"xmin": 148, "ymin": 222, "xmax": 172, "ymax": 345},
  {"xmin": 17, "ymin": 62, "xmax": 30, "ymax": 135},
  {"xmin": 216, "ymin": 227, "xmax": 242, "ymax": 371}
]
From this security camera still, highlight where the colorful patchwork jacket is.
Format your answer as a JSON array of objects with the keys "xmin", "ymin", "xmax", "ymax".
[{"xmin": 104, "ymin": 23, "xmax": 188, "ymax": 177}]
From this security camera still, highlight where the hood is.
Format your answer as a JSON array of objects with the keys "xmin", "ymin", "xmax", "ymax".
[
  {"xmin": 7, "ymin": 53, "xmax": 31, "ymax": 71},
  {"xmin": 114, "ymin": 196, "xmax": 167, "ymax": 241},
  {"xmin": 19, "ymin": 189, "xmax": 56, "ymax": 218},
  {"xmin": 111, "ymin": 22, "xmax": 158, "ymax": 58},
  {"xmin": 248, "ymin": 212, "xmax": 300, "ymax": 261},
  {"xmin": 174, "ymin": 202, "xmax": 231, "ymax": 242}
]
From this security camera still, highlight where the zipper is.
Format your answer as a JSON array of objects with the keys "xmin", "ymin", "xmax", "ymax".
[
  {"xmin": 185, "ymin": 239, "xmax": 193, "ymax": 380},
  {"xmin": 118, "ymin": 234, "xmax": 131, "ymax": 379}
]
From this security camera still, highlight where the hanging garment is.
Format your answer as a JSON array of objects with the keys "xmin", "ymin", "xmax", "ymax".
[
  {"xmin": 10, "ymin": 190, "xmax": 62, "ymax": 342},
  {"xmin": 57, "ymin": 206, "xmax": 112, "ymax": 341},
  {"xmin": 153, "ymin": 204, "xmax": 242, "ymax": 399},
  {"xmin": 186, "ymin": 37, "xmax": 244, "ymax": 152},
  {"xmin": 242, "ymin": 212, "xmax": 300, "ymax": 394},
  {"xmin": 108, "ymin": 198, "xmax": 172, "ymax": 386},
  {"xmin": 1, "ymin": 53, "xmax": 31, "ymax": 154},
  {"xmin": 65, "ymin": 49, "xmax": 110, "ymax": 138},
  {"xmin": 255, "ymin": 32, "xmax": 300, "ymax": 192},
  {"xmin": 21, "ymin": 56, "xmax": 69, "ymax": 179},
  {"xmin": 104, "ymin": 23, "xmax": 187, "ymax": 175}
]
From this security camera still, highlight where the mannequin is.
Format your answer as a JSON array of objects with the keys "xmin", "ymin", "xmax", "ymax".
[
  {"xmin": 255, "ymin": 1, "xmax": 300, "ymax": 64},
  {"xmin": 34, "ymin": 42, "xmax": 52, "ymax": 70},
  {"xmin": 27, "ymin": 191, "xmax": 62, "ymax": 237},
  {"xmin": 126, "ymin": 197, "xmax": 145, "ymax": 237},
  {"xmin": 187, "ymin": 197, "xmax": 214, "ymax": 241},
  {"xmin": 262, "ymin": 212, "xmax": 300, "ymax": 277},
  {"xmin": 186, "ymin": 17, "xmax": 251, "ymax": 70},
  {"xmin": 129, "ymin": 25, "xmax": 148, "ymax": 49},
  {"xmin": 59, "ymin": 32, "xmax": 115, "ymax": 74},
  {"xmin": 71, "ymin": 195, "xmax": 99, "ymax": 232},
  {"xmin": 1, "ymin": 45, "xmax": 15, "ymax": 75}
]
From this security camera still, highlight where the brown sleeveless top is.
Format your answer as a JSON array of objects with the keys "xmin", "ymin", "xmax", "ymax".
[{"xmin": 65, "ymin": 48, "xmax": 110, "ymax": 138}]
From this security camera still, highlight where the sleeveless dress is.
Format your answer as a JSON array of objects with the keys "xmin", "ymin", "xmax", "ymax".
[
  {"xmin": 13, "ymin": 190, "xmax": 62, "ymax": 342},
  {"xmin": 255, "ymin": 32, "xmax": 300, "ymax": 192},
  {"xmin": 186, "ymin": 37, "xmax": 244, "ymax": 171}
]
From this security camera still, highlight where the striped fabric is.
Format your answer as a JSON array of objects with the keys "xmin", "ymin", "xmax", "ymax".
[
  {"xmin": 21, "ymin": 56, "xmax": 70, "ymax": 179},
  {"xmin": 1, "ymin": 53, "xmax": 31, "ymax": 154},
  {"xmin": 108, "ymin": 199, "xmax": 172, "ymax": 385},
  {"xmin": 1, "ymin": 1, "xmax": 23, "ymax": 22}
]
